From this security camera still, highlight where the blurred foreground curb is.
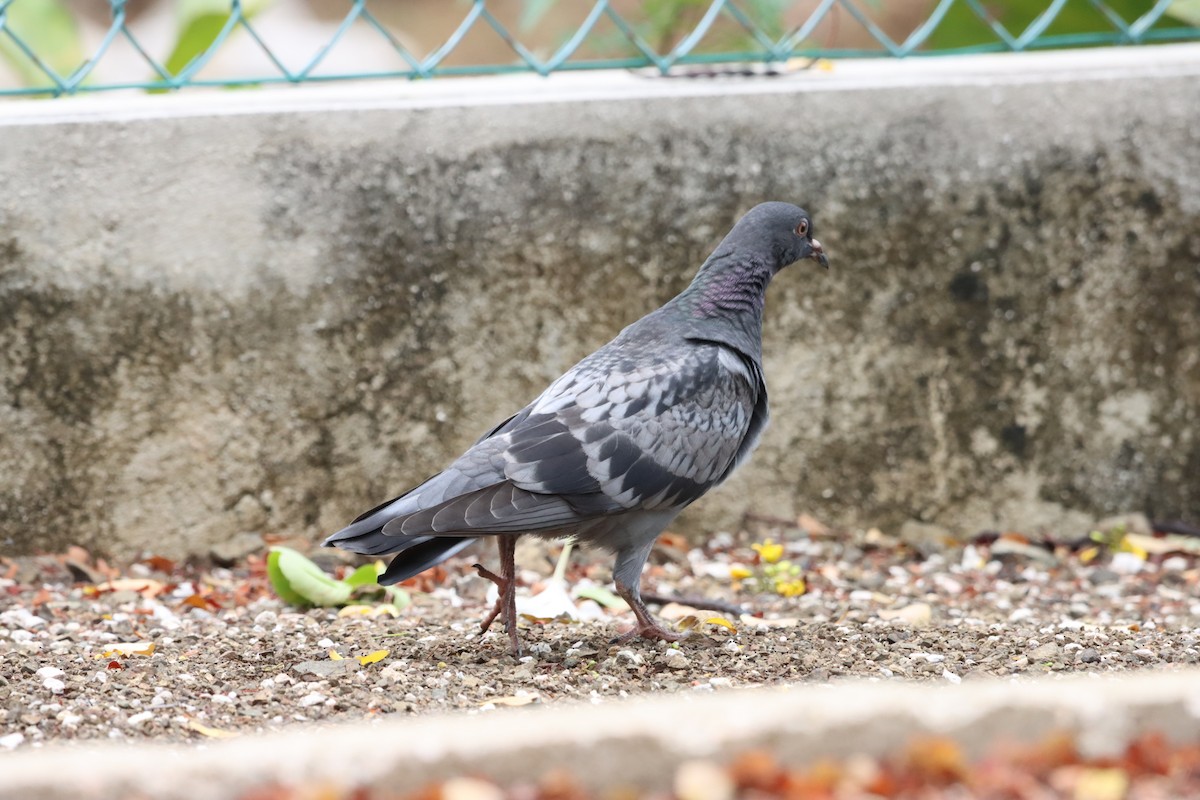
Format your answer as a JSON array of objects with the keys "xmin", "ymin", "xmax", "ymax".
[{"xmin": 3, "ymin": 669, "xmax": 1200, "ymax": 799}]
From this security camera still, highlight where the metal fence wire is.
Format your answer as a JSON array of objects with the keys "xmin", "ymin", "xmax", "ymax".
[{"xmin": 1, "ymin": 0, "xmax": 1198, "ymax": 98}]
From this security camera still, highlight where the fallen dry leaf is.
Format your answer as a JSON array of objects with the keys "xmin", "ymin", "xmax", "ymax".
[
  {"xmin": 1126, "ymin": 532, "xmax": 1200, "ymax": 556},
  {"xmin": 97, "ymin": 578, "xmax": 166, "ymax": 598},
  {"xmin": 185, "ymin": 720, "xmax": 239, "ymax": 739},
  {"xmin": 1075, "ymin": 768, "xmax": 1130, "ymax": 800},
  {"xmin": 878, "ymin": 602, "xmax": 933, "ymax": 627},
  {"xmin": 337, "ymin": 604, "xmax": 400, "ymax": 618},
  {"xmin": 95, "ymin": 642, "xmax": 155, "ymax": 659},
  {"xmin": 797, "ymin": 513, "xmax": 832, "ymax": 538},
  {"xmin": 658, "ymin": 603, "xmax": 702, "ymax": 620},
  {"xmin": 356, "ymin": 649, "xmax": 389, "ymax": 666},
  {"xmin": 705, "ymin": 617, "xmax": 738, "ymax": 633}
]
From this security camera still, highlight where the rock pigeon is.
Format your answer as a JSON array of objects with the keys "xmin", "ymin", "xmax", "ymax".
[{"xmin": 324, "ymin": 202, "xmax": 828, "ymax": 654}]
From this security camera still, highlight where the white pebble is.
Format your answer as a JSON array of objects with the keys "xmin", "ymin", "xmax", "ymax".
[
  {"xmin": 0, "ymin": 732, "xmax": 25, "ymax": 750},
  {"xmin": 1, "ymin": 608, "xmax": 47, "ymax": 630},
  {"xmin": 663, "ymin": 649, "xmax": 690, "ymax": 670},
  {"xmin": 317, "ymin": 638, "xmax": 335, "ymax": 648},
  {"xmin": 942, "ymin": 669, "xmax": 962, "ymax": 684},
  {"xmin": 43, "ymin": 678, "xmax": 65, "ymax": 694},
  {"xmin": 1163, "ymin": 556, "xmax": 1189, "ymax": 572},
  {"xmin": 299, "ymin": 692, "xmax": 327, "ymax": 707},
  {"xmin": 708, "ymin": 677, "xmax": 733, "ymax": 689},
  {"xmin": 614, "ymin": 649, "xmax": 643, "ymax": 667},
  {"xmin": 126, "ymin": 711, "xmax": 154, "ymax": 727},
  {"xmin": 35, "ymin": 667, "xmax": 65, "ymax": 681},
  {"xmin": 1110, "ymin": 551, "xmax": 1144, "ymax": 574}
]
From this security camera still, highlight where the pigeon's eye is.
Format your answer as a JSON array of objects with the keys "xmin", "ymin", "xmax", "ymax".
[{"xmin": 795, "ymin": 219, "xmax": 809, "ymax": 237}]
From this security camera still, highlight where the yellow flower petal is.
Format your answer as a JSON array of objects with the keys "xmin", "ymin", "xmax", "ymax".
[
  {"xmin": 328, "ymin": 650, "xmax": 344, "ymax": 661},
  {"xmin": 752, "ymin": 539, "xmax": 784, "ymax": 564}
]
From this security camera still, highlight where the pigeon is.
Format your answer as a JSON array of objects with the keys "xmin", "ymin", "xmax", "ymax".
[{"xmin": 324, "ymin": 202, "xmax": 828, "ymax": 654}]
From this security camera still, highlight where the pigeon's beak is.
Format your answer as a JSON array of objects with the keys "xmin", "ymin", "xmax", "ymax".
[{"xmin": 810, "ymin": 238, "xmax": 829, "ymax": 269}]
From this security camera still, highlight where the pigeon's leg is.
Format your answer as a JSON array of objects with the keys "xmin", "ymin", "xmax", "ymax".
[
  {"xmin": 609, "ymin": 525, "xmax": 688, "ymax": 643},
  {"xmin": 472, "ymin": 535, "xmax": 521, "ymax": 656},
  {"xmin": 613, "ymin": 582, "xmax": 687, "ymax": 643}
]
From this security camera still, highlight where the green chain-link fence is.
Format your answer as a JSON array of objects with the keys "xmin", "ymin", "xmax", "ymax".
[{"xmin": 2, "ymin": 0, "xmax": 1198, "ymax": 98}]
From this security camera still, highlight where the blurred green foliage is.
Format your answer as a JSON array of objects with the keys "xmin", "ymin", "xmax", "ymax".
[
  {"xmin": 0, "ymin": 0, "xmax": 83, "ymax": 90},
  {"xmin": 930, "ymin": 0, "xmax": 1191, "ymax": 50}
]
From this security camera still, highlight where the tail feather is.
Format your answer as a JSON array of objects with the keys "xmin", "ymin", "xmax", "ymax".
[{"xmin": 379, "ymin": 536, "xmax": 477, "ymax": 585}]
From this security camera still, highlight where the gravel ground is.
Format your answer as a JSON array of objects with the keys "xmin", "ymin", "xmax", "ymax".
[{"xmin": 2, "ymin": 522, "xmax": 1199, "ymax": 752}]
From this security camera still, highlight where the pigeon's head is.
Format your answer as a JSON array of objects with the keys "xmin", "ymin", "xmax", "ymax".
[{"xmin": 734, "ymin": 202, "xmax": 828, "ymax": 271}]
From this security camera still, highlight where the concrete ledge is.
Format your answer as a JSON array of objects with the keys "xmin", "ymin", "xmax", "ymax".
[
  {"xmin": 2, "ymin": 45, "xmax": 1199, "ymax": 556},
  {"xmin": 3, "ymin": 670, "xmax": 1200, "ymax": 799}
]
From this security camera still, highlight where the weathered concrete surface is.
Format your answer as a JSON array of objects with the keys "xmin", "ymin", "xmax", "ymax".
[
  {"xmin": 2, "ymin": 669, "xmax": 1200, "ymax": 799},
  {"xmin": 1, "ymin": 46, "xmax": 1199, "ymax": 558}
]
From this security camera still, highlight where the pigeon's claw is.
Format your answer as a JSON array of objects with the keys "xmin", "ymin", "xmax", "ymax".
[
  {"xmin": 474, "ymin": 538, "xmax": 523, "ymax": 657},
  {"xmin": 613, "ymin": 583, "xmax": 690, "ymax": 645},
  {"xmin": 611, "ymin": 621, "xmax": 690, "ymax": 645}
]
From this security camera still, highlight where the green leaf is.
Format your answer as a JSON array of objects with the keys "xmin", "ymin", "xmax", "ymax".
[
  {"xmin": 1167, "ymin": 0, "xmax": 1200, "ymax": 26},
  {"xmin": 927, "ymin": 0, "xmax": 1185, "ymax": 51},
  {"xmin": 153, "ymin": 0, "xmax": 273, "ymax": 91},
  {"xmin": 266, "ymin": 547, "xmax": 309, "ymax": 606},
  {"xmin": 574, "ymin": 584, "xmax": 626, "ymax": 609},
  {"xmin": 0, "ymin": 0, "xmax": 84, "ymax": 90},
  {"xmin": 343, "ymin": 562, "xmax": 382, "ymax": 589},
  {"xmin": 383, "ymin": 585, "xmax": 412, "ymax": 611},
  {"xmin": 268, "ymin": 546, "xmax": 352, "ymax": 607}
]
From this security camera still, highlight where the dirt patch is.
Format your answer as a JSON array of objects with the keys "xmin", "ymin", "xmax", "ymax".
[{"xmin": 1, "ymin": 526, "xmax": 1198, "ymax": 751}]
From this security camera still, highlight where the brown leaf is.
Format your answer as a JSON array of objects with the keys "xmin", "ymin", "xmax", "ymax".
[
  {"xmin": 903, "ymin": 736, "xmax": 967, "ymax": 784},
  {"xmin": 797, "ymin": 512, "xmax": 832, "ymax": 538},
  {"xmin": 142, "ymin": 555, "xmax": 177, "ymax": 573}
]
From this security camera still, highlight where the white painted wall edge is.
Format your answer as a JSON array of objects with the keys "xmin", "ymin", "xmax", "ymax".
[{"xmin": 1, "ymin": 42, "xmax": 1198, "ymax": 127}]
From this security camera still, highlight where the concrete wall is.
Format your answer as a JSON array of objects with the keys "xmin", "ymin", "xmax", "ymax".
[{"xmin": 2, "ymin": 46, "xmax": 1199, "ymax": 558}]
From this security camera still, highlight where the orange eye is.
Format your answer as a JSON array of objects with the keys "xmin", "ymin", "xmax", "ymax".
[{"xmin": 796, "ymin": 219, "xmax": 809, "ymax": 237}]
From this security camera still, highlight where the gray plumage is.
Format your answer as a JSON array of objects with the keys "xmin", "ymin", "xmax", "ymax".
[{"xmin": 324, "ymin": 201, "xmax": 827, "ymax": 648}]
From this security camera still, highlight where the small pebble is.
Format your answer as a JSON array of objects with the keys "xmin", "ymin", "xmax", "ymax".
[
  {"xmin": 663, "ymin": 649, "xmax": 690, "ymax": 670},
  {"xmin": 127, "ymin": 711, "xmax": 154, "ymax": 728}
]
